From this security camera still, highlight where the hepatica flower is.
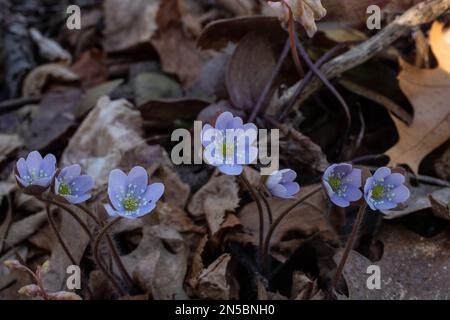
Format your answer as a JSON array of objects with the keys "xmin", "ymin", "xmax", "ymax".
[
  {"xmin": 364, "ymin": 167, "xmax": 410, "ymax": 211},
  {"xmin": 266, "ymin": 169, "xmax": 300, "ymax": 199},
  {"xmin": 15, "ymin": 151, "xmax": 56, "ymax": 190},
  {"xmin": 202, "ymin": 112, "xmax": 258, "ymax": 176},
  {"xmin": 322, "ymin": 163, "xmax": 362, "ymax": 207},
  {"xmin": 105, "ymin": 166, "xmax": 164, "ymax": 220},
  {"xmin": 54, "ymin": 164, "xmax": 94, "ymax": 204}
]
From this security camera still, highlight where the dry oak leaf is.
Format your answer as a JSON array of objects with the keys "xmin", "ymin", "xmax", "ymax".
[{"xmin": 386, "ymin": 22, "xmax": 450, "ymax": 173}]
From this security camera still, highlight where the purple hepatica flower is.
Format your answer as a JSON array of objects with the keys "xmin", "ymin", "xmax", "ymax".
[
  {"xmin": 266, "ymin": 169, "xmax": 300, "ymax": 199},
  {"xmin": 15, "ymin": 151, "xmax": 56, "ymax": 191},
  {"xmin": 201, "ymin": 112, "xmax": 258, "ymax": 176},
  {"xmin": 364, "ymin": 167, "xmax": 410, "ymax": 211},
  {"xmin": 54, "ymin": 164, "xmax": 94, "ymax": 204},
  {"xmin": 104, "ymin": 166, "xmax": 164, "ymax": 220},
  {"xmin": 322, "ymin": 163, "xmax": 362, "ymax": 207}
]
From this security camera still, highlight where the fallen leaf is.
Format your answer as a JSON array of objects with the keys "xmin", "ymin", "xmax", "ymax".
[
  {"xmin": 61, "ymin": 96, "xmax": 170, "ymax": 181},
  {"xmin": 139, "ymin": 98, "xmax": 209, "ymax": 123},
  {"xmin": 386, "ymin": 22, "xmax": 450, "ymax": 172},
  {"xmin": 152, "ymin": 166, "xmax": 191, "ymax": 209},
  {"xmin": 133, "ymin": 72, "xmax": 182, "ymax": 106},
  {"xmin": 188, "ymin": 174, "xmax": 240, "ymax": 235},
  {"xmin": 226, "ymin": 32, "xmax": 276, "ymax": 111},
  {"xmin": 22, "ymin": 64, "xmax": 79, "ymax": 97},
  {"xmin": 340, "ymin": 224, "xmax": 450, "ymax": 299},
  {"xmin": 197, "ymin": 253, "xmax": 233, "ymax": 300},
  {"xmin": 71, "ymin": 50, "xmax": 108, "ymax": 89},
  {"xmin": 103, "ymin": 0, "xmax": 159, "ymax": 52}
]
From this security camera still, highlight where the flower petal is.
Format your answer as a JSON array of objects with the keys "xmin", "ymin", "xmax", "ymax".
[
  {"xmin": 284, "ymin": 182, "xmax": 300, "ymax": 196},
  {"xmin": 384, "ymin": 173, "xmax": 405, "ymax": 187},
  {"xmin": 64, "ymin": 194, "xmax": 91, "ymax": 204},
  {"xmin": 323, "ymin": 164, "xmax": 338, "ymax": 180},
  {"xmin": 330, "ymin": 195, "xmax": 350, "ymax": 208},
  {"xmin": 40, "ymin": 154, "xmax": 56, "ymax": 177},
  {"xmin": 108, "ymin": 169, "xmax": 127, "ymax": 210},
  {"xmin": 218, "ymin": 164, "xmax": 243, "ymax": 175},
  {"xmin": 280, "ymin": 169, "xmax": 297, "ymax": 184},
  {"xmin": 343, "ymin": 168, "xmax": 361, "ymax": 188},
  {"xmin": 392, "ymin": 185, "xmax": 410, "ymax": 203},
  {"xmin": 142, "ymin": 183, "xmax": 165, "ymax": 202},
  {"xmin": 215, "ymin": 112, "xmax": 234, "ymax": 130},
  {"xmin": 270, "ymin": 184, "xmax": 289, "ymax": 198},
  {"xmin": 343, "ymin": 185, "xmax": 362, "ymax": 202},
  {"xmin": 266, "ymin": 171, "xmax": 282, "ymax": 189},
  {"xmin": 16, "ymin": 175, "xmax": 30, "ymax": 188},
  {"xmin": 26, "ymin": 151, "xmax": 43, "ymax": 175},
  {"xmin": 373, "ymin": 167, "xmax": 391, "ymax": 181},
  {"xmin": 125, "ymin": 166, "xmax": 148, "ymax": 197},
  {"xmin": 16, "ymin": 158, "xmax": 29, "ymax": 179},
  {"xmin": 32, "ymin": 177, "xmax": 52, "ymax": 188},
  {"xmin": 59, "ymin": 164, "xmax": 81, "ymax": 184},
  {"xmin": 136, "ymin": 203, "xmax": 157, "ymax": 218},
  {"xmin": 71, "ymin": 175, "xmax": 94, "ymax": 195}
]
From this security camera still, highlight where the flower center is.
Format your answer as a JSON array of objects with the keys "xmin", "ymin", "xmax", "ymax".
[
  {"xmin": 222, "ymin": 142, "xmax": 234, "ymax": 158},
  {"xmin": 122, "ymin": 197, "xmax": 139, "ymax": 211},
  {"xmin": 58, "ymin": 182, "xmax": 71, "ymax": 195},
  {"xmin": 371, "ymin": 184, "xmax": 385, "ymax": 200},
  {"xmin": 328, "ymin": 176, "xmax": 342, "ymax": 192}
]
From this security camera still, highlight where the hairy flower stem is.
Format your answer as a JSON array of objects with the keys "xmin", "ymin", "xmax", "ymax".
[
  {"xmin": 93, "ymin": 216, "xmax": 125, "ymax": 296},
  {"xmin": 258, "ymin": 189, "xmax": 273, "ymax": 225},
  {"xmin": 37, "ymin": 195, "xmax": 122, "ymax": 296},
  {"xmin": 262, "ymin": 185, "xmax": 322, "ymax": 275},
  {"xmin": 239, "ymin": 174, "xmax": 265, "ymax": 269},
  {"xmin": 278, "ymin": 44, "xmax": 344, "ymax": 121},
  {"xmin": 39, "ymin": 199, "xmax": 94, "ymax": 299},
  {"xmin": 248, "ymin": 39, "xmax": 290, "ymax": 122},
  {"xmin": 332, "ymin": 203, "xmax": 367, "ymax": 290},
  {"xmin": 286, "ymin": 4, "xmax": 304, "ymax": 78},
  {"xmin": 76, "ymin": 204, "xmax": 136, "ymax": 291},
  {"xmin": 293, "ymin": 35, "xmax": 351, "ymax": 159}
]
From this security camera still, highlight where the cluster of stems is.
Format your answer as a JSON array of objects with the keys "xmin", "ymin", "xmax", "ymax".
[{"xmin": 36, "ymin": 193, "xmax": 133, "ymax": 298}]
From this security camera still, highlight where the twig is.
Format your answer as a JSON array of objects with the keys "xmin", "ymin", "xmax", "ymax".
[{"xmin": 277, "ymin": 0, "xmax": 450, "ymax": 115}]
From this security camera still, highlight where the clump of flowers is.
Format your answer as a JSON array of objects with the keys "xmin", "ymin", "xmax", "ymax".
[
  {"xmin": 13, "ymin": 150, "xmax": 165, "ymax": 298},
  {"xmin": 268, "ymin": 0, "xmax": 327, "ymax": 37},
  {"xmin": 322, "ymin": 163, "xmax": 362, "ymax": 207},
  {"xmin": 105, "ymin": 166, "xmax": 164, "ymax": 220},
  {"xmin": 266, "ymin": 169, "xmax": 300, "ymax": 199},
  {"xmin": 364, "ymin": 167, "xmax": 410, "ymax": 211}
]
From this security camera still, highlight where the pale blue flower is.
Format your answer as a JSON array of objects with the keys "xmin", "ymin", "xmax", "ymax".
[
  {"xmin": 55, "ymin": 164, "xmax": 94, "ymax": 204},
  {"xmin": 266, "ymin": 169, "xmax": 300, "ymax": 199},
  {"xmin": 15, "ymin": 151, "xmax": 56, "ymax": 189}
]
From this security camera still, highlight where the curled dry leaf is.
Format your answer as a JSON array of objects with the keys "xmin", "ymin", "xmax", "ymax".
[
  {"xmin": 22, "ymin": 63, "xmax": 79, "ymax": 97},
  {"xmin": 188, "ymin": 174, "xmax": 240, "ymax": 235},
  {"xmin": 196, "ymin": 253, "xmax": 234, "ymax": 300},
  {"xmin": 387, "ymin": 22, "xmax": 450, "ymax": 173},
  {"xmin": 70, "ymin": 50, "xmax": 108, "ymax": 89}
]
